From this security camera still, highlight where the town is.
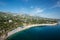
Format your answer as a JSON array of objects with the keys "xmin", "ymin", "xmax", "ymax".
[{"xmin": 0, "ymin": 12, "xmax": 58, "ymax": 40}]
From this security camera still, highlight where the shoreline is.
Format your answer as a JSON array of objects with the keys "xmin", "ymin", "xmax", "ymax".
[{"xmin": 7, "ymin": 23, "xmax": 57, "ymax": 37}]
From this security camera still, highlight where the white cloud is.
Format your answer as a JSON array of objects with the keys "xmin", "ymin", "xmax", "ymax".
[
  {"xmin": 50, "ymin": 0, "xmax": 60, "ymax": 9},
  {"xmin": 19, "ymin": 8, "xmax": 28, "ymax": 14},
  {"xmin": 32, "ymin": 7, "xmax": 45, "ymax": 14},
  {"xmin": 29, "ymin": 7, "xmax": 45, "ymax": 16},
  {"xmin": 0, "ymin": 1, "xmax": 6, "ymax": 6},
  {"xmin": 30, "ymin": 6, "xmax": 34, "ymax": 8},
  {"xmin": 19, "ymin": 7, "xmax": 45, "ymax": 16},
  {"xmin": 35, "ymin": 8, "xmax": 44, "ymax": 13},
  {"xmin": 23, "ymin": 0, "xmax": 29, "ymax": 2},
  {"xmin": 25, "ymin": 0, "xmax": 29, "ymax": 2},
  {"xmin": 56, "ymin": 0, "xmax": 60, "ymax": 7},
  {"xmin": 19, "ymin": 8, "xmax": 25, "ymax": 13}
]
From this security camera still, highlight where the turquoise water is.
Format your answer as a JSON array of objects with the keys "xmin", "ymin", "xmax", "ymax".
[{"xmin": 7, "ymin": 24, "xmax": 60, "ymax": 40}]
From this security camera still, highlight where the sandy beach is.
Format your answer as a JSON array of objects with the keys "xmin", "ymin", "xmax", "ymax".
[{"xmin": 7, "ymin": 23, "xmax": 57, "ymax": 37}]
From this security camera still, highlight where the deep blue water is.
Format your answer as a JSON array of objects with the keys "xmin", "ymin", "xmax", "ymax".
[{"xmin": 7, "ymin": 24, "xmax": 60, "ymax": 40}]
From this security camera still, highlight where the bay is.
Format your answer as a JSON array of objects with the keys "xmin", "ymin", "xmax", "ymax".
[{"xmin": 7, "ymin": 24, "xmax": 60, "ymax": 40}]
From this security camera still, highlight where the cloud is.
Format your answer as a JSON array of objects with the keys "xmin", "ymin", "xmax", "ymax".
[
  {"xmin": 56, "ymin": 0, "xmax": 60, "ymax": 7},
  {"xmin": 32, "ymin": 7, "xmax": 45, "ymax": 14},
  {"xmin": 19, "ymin": 8, "xmax": 29, "ymax": 14},
  {"xmin": 19, "ymin": 7, "xmax": 45, "ymax": 16},
  {"xmin": 23, "ymin": 0, "xmax": 29, "ymax": 2},
  {"xmin": 0, "ymin": 1, "xmax": 7, "ymax": 6},
  {"xmin": 29, "ymin": 7, "xmax": 45, "ymax": 16},
  {"xmin": 35, "ymin": 8, "xmax": 44, "ymax": 13},
  {"xmin": 30, "ymin": 6, "xmax": 45, "ymax": 13},
  {"xmin": 25, "ymin": 0, "xmax": 29, "ymax": 2},
  {"xmin": 18, "ymin": 7, "xmax": 46, "ymax": 17},
  {"xmin": 50, "ymin": 0, "xmax": 60, "ymax": 9},
  {"xmin": 30, "ymin": 6, "xmax": 34, "ymax": 9}
]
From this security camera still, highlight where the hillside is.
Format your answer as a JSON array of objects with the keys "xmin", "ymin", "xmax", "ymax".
[{"xmin": 0, "ymin": 12, "xmax": 58, "ymax": 40}]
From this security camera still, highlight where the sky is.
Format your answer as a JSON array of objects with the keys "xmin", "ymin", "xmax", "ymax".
[{"xmin": 0, "ymin": 0, "xmax": 60, "ymax": 19}]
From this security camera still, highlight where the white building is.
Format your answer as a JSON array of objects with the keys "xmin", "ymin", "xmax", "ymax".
[{"xmin": 9, "ymin": 20, "xmax": 13, "ymax": 23}]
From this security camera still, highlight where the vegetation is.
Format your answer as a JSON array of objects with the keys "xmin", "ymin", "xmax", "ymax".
[
  {"xmin": 0, "ymin": 12, "xmax": 58, "ymax": 40},
  {"xmin": 0, "ymin": 12, "xmax": 23, "ymax": 39}
]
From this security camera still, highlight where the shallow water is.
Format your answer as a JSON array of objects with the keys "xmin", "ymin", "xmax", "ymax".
[{"xmin": 7, "ymin": 24, "xmax": 60, "ymax": 40}]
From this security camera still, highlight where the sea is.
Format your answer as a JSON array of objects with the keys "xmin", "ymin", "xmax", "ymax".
[{"xmin": 7, "ymin": 24, "xmax": 60, "ymax": 40}]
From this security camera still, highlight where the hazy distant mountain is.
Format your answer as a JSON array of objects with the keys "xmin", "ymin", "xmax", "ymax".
[{"xmin": 0, "ymin": 12, "xmax": 59, "ymax": 21}]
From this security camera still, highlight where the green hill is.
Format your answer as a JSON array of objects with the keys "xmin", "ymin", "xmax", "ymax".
[{"xmin": 0, "ymin": 12, "xmax": 58, "ymax": 39}]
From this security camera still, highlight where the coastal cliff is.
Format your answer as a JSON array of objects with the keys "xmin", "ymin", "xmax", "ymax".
[
  {"xmin": 0, "ymin": 12, "xmax": 58, "ymax": 40},
  {"xmin": 7, "ymin": 23, "xmax": 57, "ymax": 38}
]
